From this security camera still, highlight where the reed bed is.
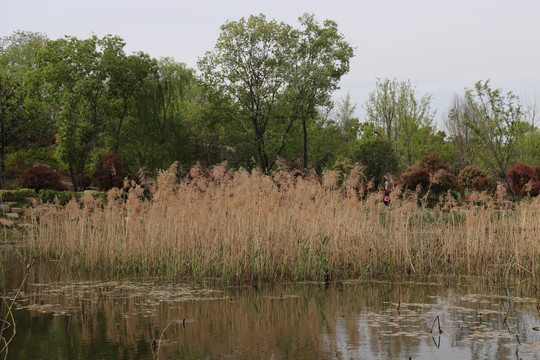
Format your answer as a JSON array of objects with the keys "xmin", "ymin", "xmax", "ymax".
[{"xmin": 25, "ymin": 163, "xmax": 540, "ymax": 283}]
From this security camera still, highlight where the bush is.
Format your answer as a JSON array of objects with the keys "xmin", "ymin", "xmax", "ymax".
[
  {"xmin": 532, "ymin": 166, "xmax": 540, "ymax": 178},
  {"xmin": 458, "ymin": 166, "xmax": 494, "ymax": 192},
  {"xmin": 38, "ymin": 190, "xmax": 81, "ymax": 205},
  {"xmin": 402, "ymin": 168, "xmax": 431, "ymax": 191},
  {"xmin": 19, "ymin": 165, "xmax": 68, "ymax": 191},
  {"xmin": 93, "ymin": 153, "xmax": 129, "ymax": 191},
  {"xmin": 354, "ymin": 139, "xmax": 399, "ymax": 188},
  {"xmin": 506, "ymin": 163, "xmax": 539, "ymax": 197},
  {"xmin": 524, "ymin": 181, "xmax": 540, "ymax": 197},
  {"xmin": 471, "ymin": 176, "xmax": 495, "ymax": 193},
  {"xmin": 0, "ymin": 189, "xmax": 37, "ymax": 202},
  {"xmin": 419, "ymin": 152, "xmax": 448, "ymax": 173},
  {"xmin": 430, "ymin": 169, "xmax": 458, "ymax": 195}
]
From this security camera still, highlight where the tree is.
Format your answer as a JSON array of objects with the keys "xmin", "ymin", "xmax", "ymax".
[
  {"xmin": 198, "ymin": 14, "xmax": 294, "ymax": 173},
  {"xmin": 0, "ymin": 30, "xmax": 49, "ymax": 80},
  {"xmin": 354, "ymin": 138, "xmax": 398, "ymax": 187},
  {"xmin": 364, "ymin": 78, "xmax": 435, "ymax": 167},
  {"xmin": 0, "ymin": 74, "xmax": 27, "ymax": 188},
  {"xmin": 285, "ymin": 14, "xmax": 354, "ymax": 169},
  {"xmin": 33, "ymin": 35, "xmax": 126, "ymax": 190},
  {"xmin": 123, "ymin": 57, "xmax": 196, "ymax": 171},
  {"xmin": 460, "ymin": 80, "xmax": 528, "ymax": 193},
  {"xmin": 198, "ymin": 14, "xmax": 353, "ymax": 173}
]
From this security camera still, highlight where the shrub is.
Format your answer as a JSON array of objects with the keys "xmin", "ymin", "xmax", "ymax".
[
  {"xmin": 524, "ymin": 181, "xmax": 540, "ymax": 197},
  {"xmin": 430, "ymin": 169, "xmax": 458, "ymax": 195},
  {"xmin": 93, "ymin": 153, "xmax": 129, "ymax": 191},
  {"xmin": 532, "ymin": 166, "xmax": 540, "ymax": 178},
  {"xmin": 458, "ymin": 166, "xmax": 494, "ymax": 192},
  {"xmin": 38, "ymin": 189, "xmax": 81, "ymax": 205},
  {"xmin": 0, "ymin": 189, "xmax": 37, "ymax": 202},
  {"xmin": 19, "ymin": 165, "xmax": 68, "ymax": 191},
  {"xmin": 402, "ymin": 168, "xmax": 431, "ymax": 191},
  {"xmin": 471, "ymin": 176, "xmax": 496, "ymax": 193},
  {"xmin": 506, "ymin": 163, "xmax": 539, "ymax": 197},
  {"xmin": 354, "ymin": 139, "xmax": 399, "ymax": 188},
  {"xmin": 419, "ymin": 152, "xmax": 448, "ymax": 173}
]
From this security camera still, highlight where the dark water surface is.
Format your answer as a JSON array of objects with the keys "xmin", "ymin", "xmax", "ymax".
[{"xmin": 2, "ymin": 250, "xmax": 540, "ymax": 360}]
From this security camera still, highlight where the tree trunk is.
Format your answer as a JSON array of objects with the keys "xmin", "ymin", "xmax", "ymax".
[
  {"xmin": 1, "ymin": 119, "xmax": 5, "ymax": 190},
  {"xmin": 302, "ymin": 118, "xmax": 308, "ymax": 170}
]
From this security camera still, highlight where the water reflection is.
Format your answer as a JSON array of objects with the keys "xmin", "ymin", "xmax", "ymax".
[{"xmin": 2, "ymin": 252, "xmax": 540, "ymax": 359}]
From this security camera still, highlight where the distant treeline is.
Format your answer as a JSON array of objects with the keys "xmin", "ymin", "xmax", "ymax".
[{"xmin": 1, "ymin": 14, "xmax": 539, "ymax": 191}]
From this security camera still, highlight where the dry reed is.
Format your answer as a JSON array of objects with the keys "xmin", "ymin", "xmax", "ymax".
[{"xmin": 25, "ymin": 163, "xmax": 540, "ymax": 283}]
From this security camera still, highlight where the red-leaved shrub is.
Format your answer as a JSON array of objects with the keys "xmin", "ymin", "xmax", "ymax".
[
  {"xmin": 523, "ymin": 181, "xmax": 540, "ymax": 197},
  {"xmin": 419, "ymin": 152, "xmax": 448, "ymax": 173},
  {"xmin": 458, "ymin": 166, "xmax": 494, "ymax": 192},
  {"xmin": 402, "ymin": 168, "xmax": 431, "ymax": 191},
  {"xmin": 430, "ymin": 169, "xmax": 458, "ymax": 194},
  {"xmin": 506, "ymin": 163, "xmax": 539, "ymax": 197},
  {"xmin": 19, "ymin": 165, "xmax": 68, "ymax": 191},
  {"xmin": 93, "ymin": 153, "xmax": 129, "ymax": 191}
]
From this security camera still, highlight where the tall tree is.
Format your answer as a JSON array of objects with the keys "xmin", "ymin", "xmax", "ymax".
[
  {"xmin": 460, "ymin": 80, "xmax": 528, "ymax": 191},
  {"xmin": 0, "ymin": 30, "xmax": 48, "ymax": 80},
  {"xmin": 0, "ymin": 74, "xmax": 27, "ymax": 188},
  {"xmin": 33, "ymin": 35, "xmax": 125, "ymax": 190},
  {"xmin": 286, "ymin": 14, "xmax": 354, "ymax": 169},
  {"xmin": 364, "ymin": 78, "xmax": 435, "ymax": 167},
  {"xmin": 199, "ymin": 13, "xmax": 353, "ymax": 173},
  {"xmin": 198, "ymin": 14, "xmax": 294, "ymax": 173}
]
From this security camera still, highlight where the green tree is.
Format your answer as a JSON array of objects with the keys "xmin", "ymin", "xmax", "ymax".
[
  {"xmin": 285, "ymin": 14, "xmax": 354, "ymax": 169},
  {"xmin": 364, "ymin": 78, "xmax": 435, "ymax": 167},
  {"xmin": 33, "ymin": 35, "xmax": 126, "ymax": 190},
  {"xmin": 198, "ymin": 14, "xmax": 294, "ymax": 173},
  {"xmin": 353, "ymin": 138, "xmax": 399, "ymax": 187},
  {"xmin": 0, "ymin": 74, "xmax": 27, "ymax": 188},
  {"xmin": 199, "ymin": 14, "xmax": 353, "ymax": 173},
  {"xmin": 460, "ymin": 80, "xmax": 528, "ymax": 192},
  {"xmin": 0, "ymin": 30, "xmax": 48, "ymax": 79},
  {"xmin": 123, "ymin": 57, "xmax": 196, "ymax": 171}
]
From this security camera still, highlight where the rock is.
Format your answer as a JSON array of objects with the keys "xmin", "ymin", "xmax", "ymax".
[
  {"xmin": 0, "ymin": 219, "xmax": 14, "ymax": 227},
  {"xmin": 0, "ymin": 204, "xmax": 10, "ymax": 213},
  {"xmin": 6, "ymin": 213, "xmax": 19, "ymax": 220}
]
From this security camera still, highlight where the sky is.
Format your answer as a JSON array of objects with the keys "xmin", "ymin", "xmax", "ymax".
[{"xmin": 3, "ymin": 0, "xmax": 540, "ymax": 129}]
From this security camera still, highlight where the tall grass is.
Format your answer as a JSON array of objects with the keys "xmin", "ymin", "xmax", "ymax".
[{"xmin": 25, "ymin": 163, "xmax": 540, "ymax": 283}]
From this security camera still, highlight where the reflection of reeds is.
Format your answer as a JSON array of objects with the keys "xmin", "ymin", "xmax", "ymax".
[{"xmin": 26, "ymin": 163, "xmax": 540, "ymax": 283}]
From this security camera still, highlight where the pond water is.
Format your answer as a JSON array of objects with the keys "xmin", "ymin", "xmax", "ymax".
[{"xmin": 2, "ymin": 250, "xmax": 540, "ymax": 360}]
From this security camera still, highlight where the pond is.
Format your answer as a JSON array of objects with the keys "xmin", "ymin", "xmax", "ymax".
[{"xmin": 2, "ymin": 249, "xmax": 540, "ymax": 359}]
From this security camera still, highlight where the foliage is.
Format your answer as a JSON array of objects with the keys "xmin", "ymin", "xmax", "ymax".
[
  {"xmin": 38, "ymin": 189, "xmax": 80, "ymax": 205},
  {"xmin": 458, "ymin": 165, "xmax": 494, "ymax": 192},
  {"xmin": 198, "ymin": 13, "xmax": 353, "ymax": 173},
  {"xmin": 353, "ymin": 138, "xmax": 398, "ymax": 187},
  {"xmin": 93, "ymin": 153, "xmax": 129, "ymax": 190},
  {"xmin": 19, "ymin": 165, "xmax": 68, "ymax": 191},
  {"xmin": 430, "ymin": 169, "xmax": 458, "ymax": 195},
  {"xmin": 459, "ymin": 80, "xmax": 528, "ymax": 191},
  {"xmin": 419, "ymin": 152, "xmax": 448, "ymax": 173},
  {"xmin": 0, "ymin": 73, "xmax": 28, "ymax": 188},
  {"xmin": 364, "ymin": 78, "xmax": 436, "ymax": 167},
  {"xmin": 402, "ymin": 168, "xmax": 431, "ymax": 192},
  {"xmin": 0, "ymin": 188, "xmax": 36, "ymax": 202},
  {"xmin": 506, "ymin": 163, "xmax": 539, "ymax": 197}
]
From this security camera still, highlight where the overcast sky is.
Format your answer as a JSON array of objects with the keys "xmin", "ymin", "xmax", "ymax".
[{"xmin": 3, "ymin": 0, "xmax": 540, "ymax": 128}]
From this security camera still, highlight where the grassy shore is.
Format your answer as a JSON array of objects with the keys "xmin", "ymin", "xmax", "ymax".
[{"xmin": 24, "ymin": 163, "xmax": 540, "ymax": 283}]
